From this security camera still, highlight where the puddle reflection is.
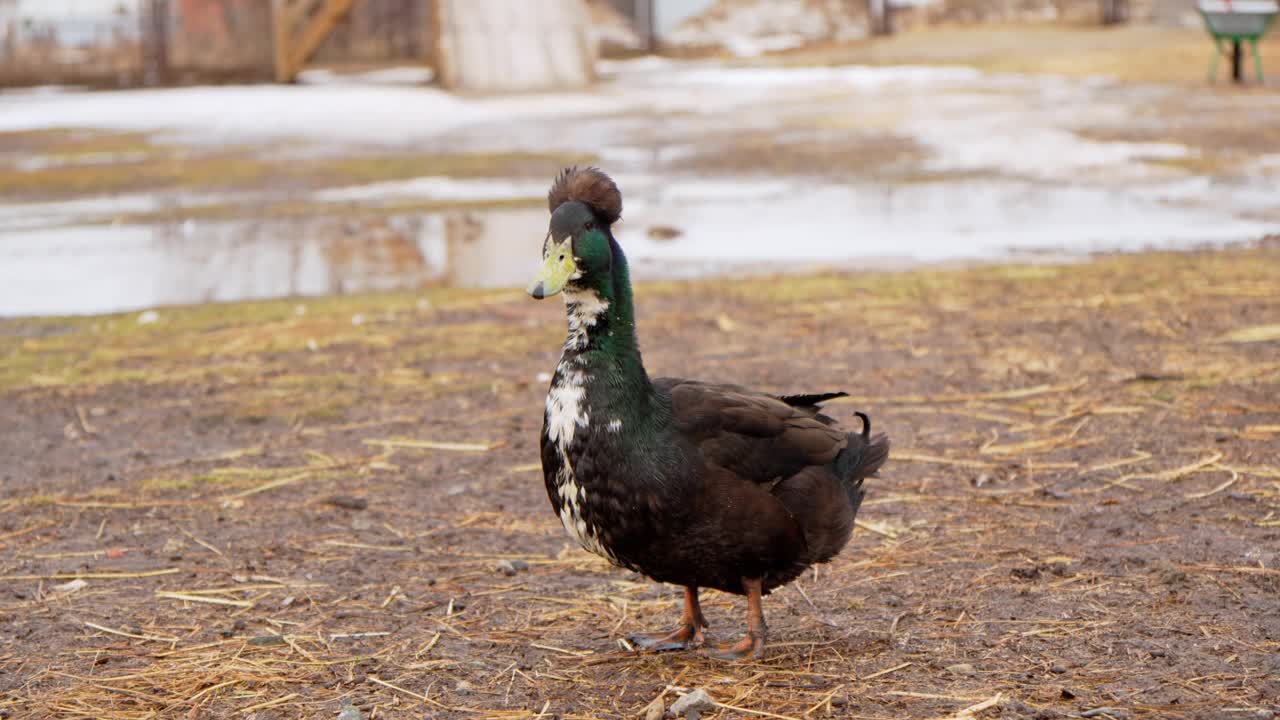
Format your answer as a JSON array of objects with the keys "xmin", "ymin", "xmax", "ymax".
[
  {"xmin": 0, "ymin": 209, "xmax": 544, "ymax": 317},
  {"xmin": 0, "ymin": 178, "xmax": 1273, "ymax": 317}
]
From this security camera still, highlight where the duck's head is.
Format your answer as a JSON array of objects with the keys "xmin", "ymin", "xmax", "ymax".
[{"xmin": 527, "ymin": 167, "xmax": 622, "ymax": 300}]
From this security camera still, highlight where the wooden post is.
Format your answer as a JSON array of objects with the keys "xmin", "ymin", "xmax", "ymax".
[
  {"xmin": 867, "ymin": 0, "xmax": 892, "ymax": 36},
  {"xmin": 272, "ymin": 0, "xmax": 293, "ymax": 82},
  {"xmin": 141, "ymin": 0, "xmax": 170, "ymax": 86},
  {"xmin": 1100, "ymin": 0, "xmax": 1129, "ymax": 25},
  {"xmin": 639, "ymin": 0, "xmax": 656, "ymax": 52},
  {"xmin": 429, "ymin": 0, "xmax": 452, "ymax": 90}
]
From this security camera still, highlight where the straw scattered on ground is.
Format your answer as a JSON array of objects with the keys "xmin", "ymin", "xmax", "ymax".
[{"xmin": 2, "ymin": 240, "xmax": 1279, "ymax": 719}]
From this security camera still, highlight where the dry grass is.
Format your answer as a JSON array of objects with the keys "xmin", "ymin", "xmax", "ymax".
[
  {"xmin": 767, "ymin": 25, "xmax": 1280, "ymax": 87},
  {"xmin": 2, "ymin": 242, "xmax": 1279, "ymax": 718},
  {"xmin": 0, "ymin": 134, "xmax": 595, "ymax": 202}
]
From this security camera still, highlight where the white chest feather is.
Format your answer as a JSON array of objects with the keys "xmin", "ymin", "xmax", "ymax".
[
  {"xmin": 545, "ymin": 366, "xmax": 586, "ymax": 447},
  {"xmin": 546, "ymin": 368, "xmax": 613, "ymax": 560},
  {"xmin": 545, "ymin": 288, "xmax": 616, "ymax": 560}
]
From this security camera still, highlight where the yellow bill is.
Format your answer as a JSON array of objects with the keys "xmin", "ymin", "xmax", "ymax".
[{"xmin": 527, "ymin": 239, "xmax": 576, "ymax": 299}]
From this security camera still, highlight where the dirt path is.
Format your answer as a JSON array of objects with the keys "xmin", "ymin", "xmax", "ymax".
[{"xmin": 1, "ymin": 242, "xmax": 1278, "ymax": 719}]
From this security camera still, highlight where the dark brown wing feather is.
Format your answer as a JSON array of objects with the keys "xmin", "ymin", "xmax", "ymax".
[{"xmin": 659, "ymin": 378, "xmax": 848, "ymax": 484}]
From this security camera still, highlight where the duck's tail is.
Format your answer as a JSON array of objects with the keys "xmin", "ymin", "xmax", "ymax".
[{"xmin": 834, "ymin": 412, "xmax": 890, "ymax": 518}]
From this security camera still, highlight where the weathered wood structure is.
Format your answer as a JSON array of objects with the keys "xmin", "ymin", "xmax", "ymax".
[
  {"xmin": 0, "ymin": 0, "xmax": 597, "ymax": 91},
  {"xmin": 432, "ymin": 0, "xmax": 595, "ymax": 91}
]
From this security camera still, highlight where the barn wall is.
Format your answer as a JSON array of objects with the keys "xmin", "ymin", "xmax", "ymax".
[
  {"xmin": 0, "ymin": 0, "xmax": 438, "ymax": 87},
  {"xmin": 312, "ymin": 0, "xmax": 434, "ymax": 65},
  {"xmin": 168, "ymin": 0, "xmax": 273, "ymax": 80}
]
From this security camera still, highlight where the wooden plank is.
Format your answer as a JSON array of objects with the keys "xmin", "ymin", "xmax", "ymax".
[
  {"xmin": 271, "ymin": 0, "xmax": 357, "ymax": 83},
  {"xmin": 286, "ymin": 0, "xmax": 357, "ymax": 80},
  {"xmin": 430, "ymin": 0, "xmax": 454, "ymax": 89}
]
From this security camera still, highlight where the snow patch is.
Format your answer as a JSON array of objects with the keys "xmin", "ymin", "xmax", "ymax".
[
  {"xmin": 314, "ymin": 177, "xmax": 546, "ymax": 204},
  {"xmin": 667, "ymin": 0, "xmax": 879, "ymax": 57}
]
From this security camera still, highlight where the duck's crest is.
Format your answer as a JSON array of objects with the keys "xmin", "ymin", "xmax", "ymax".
[{"xmin": 548, "ymin": 166, "xmax": 622, "ymax": 225}]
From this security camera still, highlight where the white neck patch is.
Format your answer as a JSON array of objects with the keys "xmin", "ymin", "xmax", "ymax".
[{"xmin": 562, "ymin": 289, "xmax": 610, "ymax": 350}]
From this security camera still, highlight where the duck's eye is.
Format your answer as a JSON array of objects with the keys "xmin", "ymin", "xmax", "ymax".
[
  {"xmin": 558, "ymin": 254, "xmax": 565, "ymax": 262},
  {"xmin": 584, "ymin": 221, "xmax": 596, "ymax": 231}
]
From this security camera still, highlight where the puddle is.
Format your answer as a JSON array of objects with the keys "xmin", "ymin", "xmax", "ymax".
[
  {"xmin": 614, "ymin": 177, "xmax": 1276, "ymax": 265},
  {"xmin": 1, "ymin": 177, "xmax": 1274, "ymax": 317},
  {"xmin": 0, "ymin": 211, "xmax": 538, "ymax": 317}
]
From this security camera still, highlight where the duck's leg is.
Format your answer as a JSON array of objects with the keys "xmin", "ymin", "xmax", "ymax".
[
  {"xmin": 627, "ymin": 586, "xmax": 708, "ymax": 651},
  {"xmin": 706, "ymin": 578, "xmax": 766, "ymax": 661}
]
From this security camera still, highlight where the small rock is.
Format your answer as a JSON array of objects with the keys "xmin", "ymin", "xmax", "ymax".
[
  {"xmin": 669, "ymin": 689, "xmax": 715, "ymax": 718},
  {"xmin": 1059, "ymin": 688, "xmax": 1075, "ymax": 700},
  {"xmin": 884, "ymin": 595, "xmax": 901, "ymax": 607},
  {"xmin": 455, "ymin": 680, "xmax": 473, "ymax": 695},
  {"xmin": 324, "ymin": 495, "xmax": 369, "ymax": 511},
  {"xmin": 1050, "ymin": 663, "xmax": 1067, "ymax": 674},
  {"xmin": 351, "ymin": 314, "xmax": 366, "ymax": 326},
  {"xmin": 496, "ymin": 560, "xmax": 519, "ymax": 576},
  {"xmin": 49, "ymin": 579, "xmax": 88, "ymax": 595},
  {"xmin": 350, "ymin": 516, "xmax": 373, "ymax": 531},
  {"xmin": 337, "ymin": 702, "xmax": 364, "ymax": 720},
  {"xmin": 162, "ymin": 538, "xmax": 186, "ymax": 560},
  {"xmin": 830, "ymin": 695, "xmax": 849, "ymax": 707},
  {"xmin": 973, "ymin": 473, "xmax": 992, "ymax": 488},
  {"xmin": 646, "ymin": 225, "xmax": 683, "ymax": 241},
  {"xmin": 1011, "ymin": 566, "xmax": 1041, "ymax": 581},
  {"xmin": 643, "ymin": 697, "xmax": 664, "ymax": 720},
  {"xmin": 946, "ymin": 663, "xmax": 976, "ymax": 676},
  {"xmin": 249, "ymin": 634, "xmax": 286, "ymax": 646}
]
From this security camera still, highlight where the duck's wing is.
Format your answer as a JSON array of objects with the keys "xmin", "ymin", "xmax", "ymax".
[{"xmin": 658, "ymin": 378, "xmax": 849, "ymax": 485}]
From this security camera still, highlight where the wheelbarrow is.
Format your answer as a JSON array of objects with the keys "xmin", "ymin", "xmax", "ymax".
[{"xmin": 1199, "ymin": 0, "xmax": 1279, "ymax": 83}]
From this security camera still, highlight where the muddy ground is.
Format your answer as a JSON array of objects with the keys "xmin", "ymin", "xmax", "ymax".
[{"xmin": 1, "ymin": 241, "xmax": 1278, "ymax": 719}]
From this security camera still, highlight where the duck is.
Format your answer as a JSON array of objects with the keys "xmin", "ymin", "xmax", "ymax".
[{"xmin": 527, "ymin": 167, "xmax": 889, "ymax": 660}]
